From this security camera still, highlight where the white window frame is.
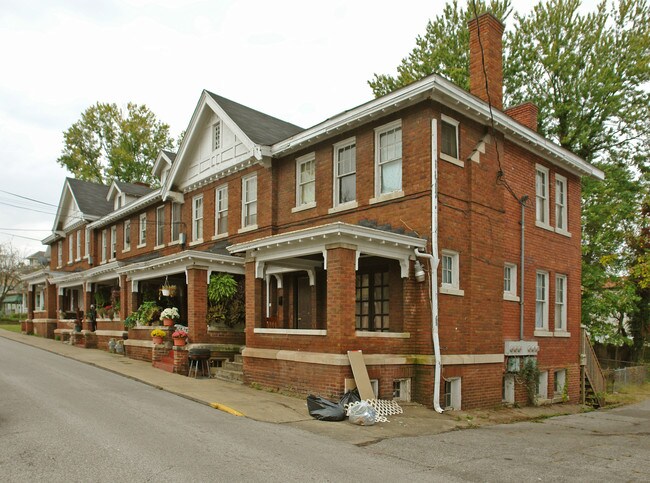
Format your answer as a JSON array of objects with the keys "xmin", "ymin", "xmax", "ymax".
[
  {"xmin": 75, "ymin": 230, "xmax": 81, "ymax": 261},
  {"xmin": 101, "ymin": 229, "xmax": 107, "ymax": 263},
  {"xmin": 110, "ymin": 225, "xmax": 117, "ymax": 260},
  {"xmin": 554, "ymin": 369, "xmax": 567, "ymax": 397},
  {"xmin": 442, "ymin": 377, "xmax": 462, "ymax": 410},
  {"xmin": 240, "ymin": 174, "xmax": 258, "ymax": 231},
  {"xmin": 170, "ymin": 202, "xmax": 181, "ymax": 243},
  {"xmin": 138, "ymin": 213, "xmax": 147, "ymax": 247},
  {"xmin": 191, "ymin": 195, "xmax": 204, "ymax": 243},
  {"xmin": 35, "ymin": 289, "xmax": 45, "ymax": 311},
  {"xmin": 123, "ymin": 219, "xmax": 131, "ymax": 252},
  {"xmin": 57, "ymin": 240, "xmax": 62, "ymax": 268},
  {"xmin": 537, "ymin": 370, "xmax": 549, "ymax": 400},
  {"xmin": 392, "ymin": 378, "xmax": 411, "ymax": 402},
  {"xmin": 535, "ymin": 270, "xmax": 549, "ymax": 333},
  {"xmin": 68, "ymin": 234, "xmax": 73, "ymax": 264},
  {"xmin": 555, "ymin": 274, "xmax": 567, "ymax": 332},
  {"xmin": 214, "ymin": 185, "xmax": 228, "ymax": 238},
  {"xmin": 503, "ymin": 263, "xmax": 519, "ymax": 301},
  {"xmin": 440, "ymin": 250, "xmax": 464, "ymax": 296},
  {"xmin": 213, "ymin": 120, "xmax": 221, "ymax": 151},
  {"xmin": 156, "ymin": 205, "xmax": 165, "ymax": 247},
  {"xmin": 331, "ymin": 137, "xmax": 357, "ymax": 212},
  {"xmin": 84, "ymin": 228, "xmax": 90, "ymax": 259},
  {"xmin": 536, "ymin": 164, "xmax": 551, "ymax": 229},
  {"xmin": 555, "ymin": 174, "xmax": 570, "ymax": 236},
  {"xmin": 293, "ymin": 152, "xmax": 316, "ymax": 211},
  {"xmin": 373, "ymin": 119, "xmax": 403, "ymax": 201},
  {"xmin": 440, "ymin": 114, "xmax": 462, "ymax": 167}
]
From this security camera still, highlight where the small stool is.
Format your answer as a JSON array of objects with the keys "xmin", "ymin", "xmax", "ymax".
[{"xmin": 188, "ymin": 349, "xmax": 212, "ymax": 378}]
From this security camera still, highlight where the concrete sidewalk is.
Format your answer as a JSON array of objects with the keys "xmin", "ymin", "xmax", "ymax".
[{"xmin": 0, "ymin": 329, "xmax": 587, "ymax": 445}]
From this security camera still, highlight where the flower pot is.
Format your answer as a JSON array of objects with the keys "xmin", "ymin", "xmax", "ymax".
[
  {"xmin": 161, "ymin": 288, "xmax": 170, "ymax": 296},
  {"xmin": 173, "ymin": 337, "xmax": 186, "ymax": 347},
  {"xmin": 152, "ymin": 336, "xmax": 164, "ymax": 345},
  {"xmin": 163, "ymin": 318, "xmax": 174, "ymax": 326}
]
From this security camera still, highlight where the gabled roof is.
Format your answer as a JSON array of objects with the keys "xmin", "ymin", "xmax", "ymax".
[
  {"xmin": 106, "ymin": 180, "xmax": 153, "ymax": 201},
  {"xmin": 66, "ymin": 178, "xmax": 112, "ymax": 218},
  {"xmin": 153, "ymin": 150, "xmax": 176, "ymax": 179},
  {"xmin": 206, "ymin": 91, "xmax": 303, "ymax": 145}
]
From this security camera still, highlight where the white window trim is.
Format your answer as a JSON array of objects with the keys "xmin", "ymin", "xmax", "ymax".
[
  {"xmin": 192, "ymin": 194, "xmax": 204, "ymax": 243},
  {"xmin": 503, "ymin": 263, "xmax": 519, "ymax": 302},
  {"xmin": 101, "ymin": 229, "xmax": 107, "ymax": 264},
  {"xmin": 555, "ymin": 274, "xmax": 567, "ymax": 332},
  {"xmin": 155, "ymin": 205, "xmax": 165, "ymax": 248},
  {"xmin": 84, "ymin": 228, "xmax": 90, "ymax": 259},
  {"xmin": 240, "ymin": 173, "xmax": 258, "ymax": 231},
  {"xmin": 75, "ymin": 230, "xmax": 81, "ymax": 262},
  {"xmin": 68, "ymin": 234, "xmax": 73, "ymax": 265},
  {"xmin": 57, "ymin": 240, "xmax": 63, "ymax": 268},
  {"xmin": 440, "ymin": 249, "xmax": 464, "ymax": 296},
  {"xmin": 555, "ymin": 174, "xmax": 571, "ymax": 237},
  {"xmin": 123, "ymin": 219, "xmax": 131, "ymax": 253},
  {"xmin": 439, "ymin": 114, "xmax": 463, "ymax": 167},
  {"xmin": 332, "ymin": 137, "xmax": 356, "ymax": 209},
  {"xmin": 138, "ymin": 213, "xmax": 147, "ymax": 248},
  {"xmin": 554, "ymin": 369, "xmax": 567, "ymax": 398},
  {"xmin": 535, "ymin": 164, "xmax": 551, "ymax": 230},
  {"xmin": 214, "ymin": 184, "xmax": 229, "ymax": 238},
  {"xmin": 537, "ymin": 370, "xmax": 549, "ymax": 400},
  {"xmin": 170, "ymin": 202, "xmax": 181, "ymax": 243},
  {"xmin": 109, "ymin": 225, "xmax": 117, "ymax": 261},
  {"xmin": 535, "ymin": 270, "xmax": 549, "ymax": 334},
  {"xmin": 373, "ymin": 119, "xmax": 403, "ymax": 199},
  {"xmin": 294, "ymin": 152, "xmax": 316, "ymax": 211}
]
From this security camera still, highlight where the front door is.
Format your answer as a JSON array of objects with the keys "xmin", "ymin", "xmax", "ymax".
[{"xmin": 295, "ymin": 276, "xmax": 312, "ymax": 329}]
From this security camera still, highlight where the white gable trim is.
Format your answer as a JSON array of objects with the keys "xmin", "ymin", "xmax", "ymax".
[{"xmin": 50, "ymin": 180, "xmax": 85, "ymax": 238}]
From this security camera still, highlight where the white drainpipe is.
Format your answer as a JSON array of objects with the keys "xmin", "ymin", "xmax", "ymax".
[{"xmin": 413, "ymin": 117, "xmax": 444, "ymax": 414}]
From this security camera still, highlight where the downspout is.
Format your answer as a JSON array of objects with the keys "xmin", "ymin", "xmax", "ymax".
[
  {"xmin": 519, "ymin": 196, "xmax": 528, "ymax": 340},
  {"xmin": 413, "ymin": 117, "xmax": 444, "ymax": 414}
]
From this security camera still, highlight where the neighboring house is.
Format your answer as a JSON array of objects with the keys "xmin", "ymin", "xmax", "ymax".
[{"xmin": 23, "ymin": 14, "xmax": 603, "ymax": 409}]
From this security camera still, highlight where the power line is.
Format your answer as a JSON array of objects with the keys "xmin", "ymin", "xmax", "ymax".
[
  {"xmin": 0, "ymin": 232, "xmax": 44, "ymax": 242},
  {"xmin": 0, "ymin": 228, "xmax": 50, "ymax": 231},
  {"xmin": 0, "ymin": 189, "xmax": 58, "ymax": 207}
]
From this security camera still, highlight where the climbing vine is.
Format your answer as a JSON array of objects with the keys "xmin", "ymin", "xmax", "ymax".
[{"xmin": 518, "ymin": 357, "xmax": 540, "ymax": 405}]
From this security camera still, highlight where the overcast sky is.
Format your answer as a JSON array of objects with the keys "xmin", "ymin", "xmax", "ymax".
[{"xmin": 0, "ymin": 0, "xmax": 600, "ymax": 257}]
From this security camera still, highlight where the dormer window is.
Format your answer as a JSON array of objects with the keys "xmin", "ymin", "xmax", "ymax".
[{"xmin": 213, "ymin": 121, "xmax": 221, "ymax": 151}]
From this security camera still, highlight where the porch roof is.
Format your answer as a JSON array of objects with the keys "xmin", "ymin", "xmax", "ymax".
[{"xmin": 228, "ymin": 222, "xmax": 428, "ymax": 278}]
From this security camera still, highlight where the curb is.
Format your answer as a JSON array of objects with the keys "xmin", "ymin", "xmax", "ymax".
[{"xmin": 210, "ymin": 402, "xmax": 245, "ymax": 417}]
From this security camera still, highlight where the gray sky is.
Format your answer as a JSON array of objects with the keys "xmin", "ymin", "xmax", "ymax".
[{"xmin": 0, "ymin": 0, "xmax": 600, "ymax": 257}]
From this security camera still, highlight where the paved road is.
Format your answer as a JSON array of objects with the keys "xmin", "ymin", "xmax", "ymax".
[{"xmin": 1, "ymin": 337, "xmax": 649, "ymax": 482}]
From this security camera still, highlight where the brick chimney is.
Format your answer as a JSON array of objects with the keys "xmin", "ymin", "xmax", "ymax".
[
  {"xmin": 505, "ymin": 102, "xmax": 539, "ymax": 131},
  {"xmin": 468, "ymin": 13, "xmax": 504, "ymax": 110}
]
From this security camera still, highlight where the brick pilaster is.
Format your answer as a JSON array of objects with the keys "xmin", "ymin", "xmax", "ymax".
[
  {"xmin": 46, "ymin": 281, "xmax": 58, "ymax": 319},
  {"xmin": 325, "ymin": 244, "xmax": 357, "ymax": 352},
  {"xmin": 119, "ymin": 274, "xmax": 128, "ymax": 321},
  {"xmin": 187, "ymin": 266, "xmax": 208, "ymax": 342}
]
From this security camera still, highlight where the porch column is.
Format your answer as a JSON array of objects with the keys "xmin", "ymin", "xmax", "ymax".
[
  {"xmin": 46, "ymin": 281, "xmax": 58, "ymax": 319},
  {"xmin": 83, "ymin": 284, "xmax": 93, "ymax": 330},
  {"xmin": 325, "ymin": 243, "xmax": 357, "ymax": 352},
  {"xmin": 187, "ymin": 266, "xmax": 208, "ymax": 342},
  {"xmin": 129, "ymin": 279, "xmax": 139, "ymax": 314},
  {"xmin": 27, "ymin": 286, "xmax": 34, "ymax": 320},
  {"xmin": 119, "ymin": 274, "xmax": 128, "ymax": 321},
  {"xmin": 245, "ymin": 257, "xmax": 263, "ymax": 335}
]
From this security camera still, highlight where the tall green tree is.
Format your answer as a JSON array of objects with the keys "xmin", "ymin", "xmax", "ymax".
[
  {"xmin": 58, "ymin": 102, "xmax": 174, "ymax": 186},
  {"xmin": 368, "ymin": 0, "xmax": 650, "ymax": 354}
]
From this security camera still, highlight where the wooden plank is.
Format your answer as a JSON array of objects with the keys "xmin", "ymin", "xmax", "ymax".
[{"xmin": 347, "ymin": 350, "xmax": 375, "ymax": 400}]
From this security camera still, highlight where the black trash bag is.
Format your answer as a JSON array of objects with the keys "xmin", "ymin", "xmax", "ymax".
[
  {"xmin": 306, "ymin": 395, "xmax": 346, "ymax": 421},
  {"xmin": 339, "ymin": 388, "xmax": 361, "ymax": 407}
]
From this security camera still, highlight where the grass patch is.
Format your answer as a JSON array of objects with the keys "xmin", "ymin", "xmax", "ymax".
[
  {"xmin": 0, "ymin": 323, "xmax": 22, "ymax": 333},
  {"xmin": 604, "ymin": 382, "xmax": 650, "ymax": 407}
]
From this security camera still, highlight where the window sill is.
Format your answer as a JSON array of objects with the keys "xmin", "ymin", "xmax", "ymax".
[
  {"xmin": 555, "ymin": 228, "xmax": 572, "ymax": 238},
  {"xmin": 534, "ymin": 329, "xmax": 553, "ymax": 337},
  {"xmin": 188, "ymin": 239, "xmax": 203, "ymax": 247},
  {"xmin": 440, "ymin": 153, "xmax": 464, "ymax": 168},
  {"xmin": 440, "ymin": 286, "xmax": 464, "ymax": 297},
  {"xmin": 370, "ymin": 190, "xmax": 404, "ymax": 205},
  {"xmin": 355, "ymin": 331, "xmax": 410, "ymax": 338},
  {"xmin": 535, "ymin": 221, "xmax": 554, "ymax": 232},
  {"xmin": 75, "ymin": 258, "xmax": 81, "ymax": 262},
  {"xmin": 136, "ymin": 243, "xmax": 146, "ymax": 249},
  {"xmin": 328, "ymin": 201, "xmax": 358, "ymax": 215},
  {"xmin": 122, "ymin": 248, "xmax": 130, "ymax": 253},
  {"xmin": 553, "ymin": 331, "xmax": 571, "ymax": 338},
  {"xmin": 254, "ymin": 328, "xmax": 326, "ymax": 336},
  {"xmin": 503, "ymin": 293, "xmax": 520, "ymax": 302},
  {"xmin": 100, "ymin": 261, "xmax": 107, "ymax": 265},
  {"xmin": 154, "ymin": 244, "xmax": 165, "ymax": 250},
  {"xmin": 211, "ymin": 233, "xmax": 228, "ymax": 241},
  {"xmin": 67, "ymin": 262, "xmax": 73, "ymax": 266},
  {"xmin": 291, "ymin": 202, "xmax": 316, "ymax": 213},
  {"xmin": 238, "ymin": 224, "xmax": 258, "ymax": 234},
  {"xmin": 109, "ymin": 258, "xmax": 116, "ymax": 262}
]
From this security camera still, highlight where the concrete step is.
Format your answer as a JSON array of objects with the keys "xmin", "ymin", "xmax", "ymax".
[
  {"xmin": 234, "ymin": 354, "xmax": 244, "ymax": 364},
  {"xmin": 223, "ymin": 360, "xmax": 243, "ymax": 372},
  {"xmin": 214, "ymin": 368, "xmax": 244, "ymax": 384}
]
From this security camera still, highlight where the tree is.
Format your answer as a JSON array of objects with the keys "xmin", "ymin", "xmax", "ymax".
[
  {"xmin": 58, "ymin": 102, "xmax": 174, "ymax": 186},
  {"xmin": 0, "ymin": 243, "xmax": 25, "ymax": 308},
  {"xmin": 368, "ymin": 0, "xmax": 650, "ymax": 354}
]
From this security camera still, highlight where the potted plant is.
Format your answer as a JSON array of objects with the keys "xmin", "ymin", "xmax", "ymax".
[
  {"xmin": 160, "ymin": 307, "xmax": 180, "ymax": 327},
  {"xmin": 150, "ymin": 328, "xmax": 166, "ymax": 345},
  {"xmin": 135, "ymin": 301, "xmax": 162, "ymax": 326},
  {"xmin": 171, "ymin": 326, "xmax": 188, "ymax": 346}
]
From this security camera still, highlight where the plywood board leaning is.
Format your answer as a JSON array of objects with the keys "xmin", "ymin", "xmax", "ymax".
[{"xmin": 347, "ymin": 350, "xmax": 375, "ymax": 400}]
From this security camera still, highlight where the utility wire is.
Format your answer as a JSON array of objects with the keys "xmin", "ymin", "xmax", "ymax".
[
  {"xmin": 0, "ymin": 189, "xmax": 58, "ymax": 207},
  {"xmin": 0, "ymin": 232, "xmax": 44, "ymax": 241},
  {"xmin": 0, "ymin": 228, "xmax": 50, "ymax": 231}
]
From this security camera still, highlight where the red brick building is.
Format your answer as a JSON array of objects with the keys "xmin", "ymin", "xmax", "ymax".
[{"xmin": 24, "ymin": 13, "xmax": 603, "ymax": 409}]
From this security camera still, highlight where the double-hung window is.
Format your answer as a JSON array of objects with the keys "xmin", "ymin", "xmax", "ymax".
[
  {"xmin": 536, "ymin": 164, "xmax": 550, "ymax": 228},
  {"xmin": 333, "ymin": 138, "xmax": 356, "ymax": 208},
  {"xmin": 192, "ymin": 195, "xmax": 203, "ymax": 242},
  {"xmin": 170, "ymin": 202, "xmax": 181, "ymax": 243},
  {"xmin": 68, "ymin": 234, "xmax": 73, "ymax": 264},
  {"xmin": 440, "ymin": 250, "xmax": 463, "ymax": 296},
  {"xmin": 110, "ymin": 225, "xmax": 117, "ymax": 260},
  {"xmin": 156, "ymin": 206, "xmax": 165, "ymax": 246},
  {"xmin": 440, "ymin": 114, "xmax": 461, "ymax": 166},
  {"xmin": 555, "ymin": 274, "xmax": 567, "ymax": 331},
  {"xmin": 215, "ymin": 185, "xmax": 228, "ymax": 236},
  {"xmin": 295, "ymin": 153, "xmax": 316, "ymax": 208},
  {"xmin": 124, "ymin": 220, "xmax": 131, "ymax": 251},
  {"xmin": 555, "ymin": 174, "xmax": 569, "ymax": 234},
  {"xmin": 85, "ymin": 228, "xmax": 90, "ymax": 258},
  {"xmin": 101, "ymin": 229, "xmax": 107, "ymax": 263},
  {"xmin": 536, "ymin": 271, "xmax": 549, "ymax": 330},
  {"xmin": 76, "ymin": 230, "xmax": 81, "ymax": 261},
  {"xmin": 503, "ymin": 263, "xmax": 518, "ymax": 301},
  {"xmin": 242, "ymin": 174, "xmax": 257, "ymax": 229},
  {"xmin": 57, "ymin": 240, "xmax": 62, "ymax": 267},
  {"xmin": 375, "ymin": 120, "xmax": 402, "ymax": 197},
  {"xmin": 139, "ymin": 213, "xmax": 147, "ymax": 246}
]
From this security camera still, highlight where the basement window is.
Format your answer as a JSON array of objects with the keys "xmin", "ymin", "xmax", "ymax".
[
  {"xmin": 442, "ymin": 378, "xmax": 462, "ymax": 410},
  {"xmin": 392, "ymin": 378, "xmax": 411, "ymax": 402}
]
